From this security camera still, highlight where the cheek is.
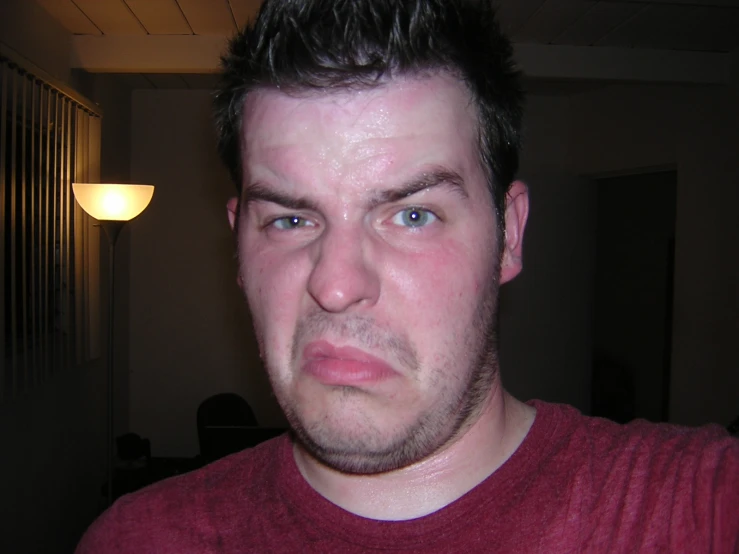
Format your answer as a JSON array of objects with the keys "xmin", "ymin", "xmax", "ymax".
[
  {"xmin": 240, "ymin": 242, "xmax": 307, "ymax": 338},
  {"xmin": 389, "ymin": 239, "xmax": 490, "ymax": 327}
]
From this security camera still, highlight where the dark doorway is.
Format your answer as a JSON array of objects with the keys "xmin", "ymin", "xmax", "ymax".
[{"xmin": 591, "ymin": 170, "xmax": 676, "ymax": 423}]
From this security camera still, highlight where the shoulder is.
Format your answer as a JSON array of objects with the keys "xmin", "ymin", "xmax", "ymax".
[
  {"xmin": 525, "ymin": 400, "xmax": 739, "ymax": 500},
  {"xmin": 532, "ymin": 399, "xmax": 737, "ymax": 463},
  {"xmin": 75, "ymin": 434, "xmax": 290, "ymax": 553},
  {"xmin": 530, "ymin": 401, "xmax": 739, "ymax": 551}
]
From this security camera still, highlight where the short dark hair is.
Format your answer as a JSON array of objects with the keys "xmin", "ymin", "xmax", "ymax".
[{"xmin": 214, "ymin": 0, "xmax": 523, "ymax": 225}]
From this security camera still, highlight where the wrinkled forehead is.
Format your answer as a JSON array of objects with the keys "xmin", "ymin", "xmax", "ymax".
[{"xmin": 241, "ymin": 75, "xmax": 480, "ymax": 198}]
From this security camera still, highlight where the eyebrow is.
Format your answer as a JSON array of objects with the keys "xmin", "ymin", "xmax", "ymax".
[
  {"xmin": 366, "ymin": 168, "xmax": 468, "ymax": 208},
  {"xmin": 242, "ymin": 182, "xmax": 321, "ymax": 212},
  {"xmin": 242, "ymin": 167, "xmax": 468, "ymax": 211}
]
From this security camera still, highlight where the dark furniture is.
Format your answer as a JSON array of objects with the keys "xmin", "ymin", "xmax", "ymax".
[
  {"xmin": 107, "ymin": 395, "xmax": 286, "ymax": 500},
  {"xmin": 111, "ymin": 456, "xmax": 204, "ymax": 501},
  {"xmin": 197, "ymin": 393, "xmax": 285, "ymax": 462}
]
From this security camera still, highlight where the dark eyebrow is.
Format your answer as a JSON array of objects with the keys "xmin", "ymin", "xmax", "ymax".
[
  {"xmin": 242, "ymin": 167, "xmax": 467, "ymax": 212},
  {"xmin": 242, "ymin": 182, "xmax": 321, "ymax": 212},
  {"xmin": 367, "ymin": 168, "xmax": 468, "ymax": 208}
]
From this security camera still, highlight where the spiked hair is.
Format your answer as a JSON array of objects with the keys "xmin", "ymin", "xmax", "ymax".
[{"xmin": 214, "ymin": 0, "xmax": 524, "ymax": 225}]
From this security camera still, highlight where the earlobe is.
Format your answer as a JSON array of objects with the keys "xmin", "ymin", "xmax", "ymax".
[
  {"xmin": 227, "ymin": 197, "xmax": 239, "ymax": 231},
  {"xmin": 500, "ymin": 180, "xmax": 529, "ymax": 284}
]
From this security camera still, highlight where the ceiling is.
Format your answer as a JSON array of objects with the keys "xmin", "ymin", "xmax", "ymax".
[
  {"xmin": 33, "ymin": 0, "xmax": 739, "ymax": 89},
  {"xmin": 36, "ymin": 0, "xmax": 261, "ymax": 36}
]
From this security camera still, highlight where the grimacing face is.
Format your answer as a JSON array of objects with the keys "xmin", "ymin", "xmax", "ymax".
[{"xmin": 227, "ymin": 73, "xmax": 526, "ymax": 474}]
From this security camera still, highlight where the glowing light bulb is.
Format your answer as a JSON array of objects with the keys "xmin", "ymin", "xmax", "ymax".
[
  {"xmin": 72, "ymin": 183, "xmax": 154, "ymax": 221},
  {"xmin": 102, "ymin": 191, "xmax": 126, "ymax": 218}
]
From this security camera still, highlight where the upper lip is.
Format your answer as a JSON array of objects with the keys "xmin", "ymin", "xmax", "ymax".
[{"xmin": 302, "ymin": 340, "xmax": 392, "ymax": 367}]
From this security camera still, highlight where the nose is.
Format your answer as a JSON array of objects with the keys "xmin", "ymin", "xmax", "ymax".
[{"xmin": 307, "ymin": 225, "xmax": 380, "ymax": 313}]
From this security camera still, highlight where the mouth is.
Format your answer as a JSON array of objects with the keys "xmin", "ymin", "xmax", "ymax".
[{"xmin": 301, "ymin": 340, "xmax": 398, "ymax": 386}]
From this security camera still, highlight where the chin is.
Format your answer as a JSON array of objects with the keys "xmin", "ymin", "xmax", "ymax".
[{"xmin": 285, "ymin": 403, "xmax": 463, "ymax": 475}]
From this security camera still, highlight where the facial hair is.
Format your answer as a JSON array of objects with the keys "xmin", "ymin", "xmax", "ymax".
[{"xmin": 270, "ymin": 265, "xmax": 502, "ymax": 476}]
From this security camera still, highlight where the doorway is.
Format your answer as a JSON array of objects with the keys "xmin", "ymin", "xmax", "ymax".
[{"xmin": 591, "ymin": 170, "xmax": 677, "ymax": 423}]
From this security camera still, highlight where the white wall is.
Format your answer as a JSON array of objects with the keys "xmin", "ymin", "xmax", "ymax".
[
  {"xmin": 129, "ymin": 90, "xmax": 285, "ymax": 458},
  {"xmin": 0, "ymin": 0, "xmax": 72, "ymax": 83},
  {"xmin": 669, "ymin": 86, "xmax": 739, "ymax": 426},
  {"xmin": 500, "ymin": 93, "xmax": 597, "ymax": 412},
  {"xmin": 75, "ymin": 69, "xmax": 137, "ymax": 437},
  {"xmin": 499, "ymin": 173, "xmax": 597, "ymax": 413},
  {"xmin": 569, "ymin": 83, "xmax": 739, "ymax": 427},
  {"xmin": 593, "ymin": 171, "xmax": 676, "ymax": 422}
]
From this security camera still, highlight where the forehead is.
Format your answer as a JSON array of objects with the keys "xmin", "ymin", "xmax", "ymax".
[{"xmin": 240, "ymin": 73, "xmax": 482, "ymax": 189}]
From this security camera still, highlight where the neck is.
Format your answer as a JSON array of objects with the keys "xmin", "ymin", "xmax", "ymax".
[{"xmin": 292, "ymin": 385, "xmax": 536, "ymax": 521}]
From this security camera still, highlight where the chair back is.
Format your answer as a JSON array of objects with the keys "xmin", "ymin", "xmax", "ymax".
[{"xmin": 197, "ymin": 393, "xmax": 258, "ymax": 461}]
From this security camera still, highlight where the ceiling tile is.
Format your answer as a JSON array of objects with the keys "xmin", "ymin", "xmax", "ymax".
[
  {"xmin": 495, "ymin": 0, "xmax": 550, "ymax": 36},
  {"xmin": 176, "ymin": 0, "xmax": 237, "ymax": 35},
  {"xmin": 611, "ymin": 0, "xmax": 739, "ymax": 6},
  {"xmin": 124, "ymin": 0, "xmax": 192, "ymax": 34},
  {"xmin": 73, "ymin": 0, "xmax": 146, "ymax": 35},
  {"xmin": 523, "ymin": 78, "xmax": 606, "ymax": 96},
  {"xmin": 551, "ymin": 2, "xmax": 645, "ymax": 46},
  {"xmin": 36, "ymin": 0, "xmax": 739, "ymax": 59},
  {"xmin": 594, "ymin": 4, "xmax": 731, "ymax": 51},
  {"xmin": 672, "ymin": 6, "xmax": 739, "ymax": 51},
  {"xmin": 36, "ymin": 0, "xmax": 102, "ymax": 34},
  {"xmin": 228, "ymin": 0, "xmax": 263, "ymax": 29},
  {"xmin": 514, "ymin": 0, "xmax": 594, "ymax": 44}
]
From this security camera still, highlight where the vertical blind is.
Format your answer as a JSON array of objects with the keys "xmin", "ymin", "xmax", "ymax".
[{"xmin": 1, "ymin": 50, "xmax": 101, "ymax": 403}]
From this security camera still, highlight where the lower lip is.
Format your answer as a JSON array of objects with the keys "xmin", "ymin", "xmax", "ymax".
[{"xmin": 301, "ymin": 344, "xmax": 397, "ymax": 386}]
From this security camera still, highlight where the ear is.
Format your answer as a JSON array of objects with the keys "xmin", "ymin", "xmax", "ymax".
[
  {"xmin": 499, "ymin": 180, "xmax": 529, "ymax": 284},
  {"xmin": 227, "ymin": 196, "xmax": 239, "ymax": 231},
  {"xmin": 226, "ymin": 197, "xmax": 244, "ymax": 289}
]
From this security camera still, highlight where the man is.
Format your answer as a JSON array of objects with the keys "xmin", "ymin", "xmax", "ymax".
[{"xmin": 77, "ymin": 0, "xmax": 738, "ymax": 551}]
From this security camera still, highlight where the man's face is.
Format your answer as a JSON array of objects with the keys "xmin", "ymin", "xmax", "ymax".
[{"xmin": 229, "ymin": 73, "xmax": 524, "ymax": 474}]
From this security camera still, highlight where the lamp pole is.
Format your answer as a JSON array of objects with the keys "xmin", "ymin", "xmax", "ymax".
[
  {"xmin": 71, "ymin": 183, "xmax": 154, "ymax": 508},
  {"xmin": 100, "ymin": 221, "xmax": 125, "ymax": 506}
]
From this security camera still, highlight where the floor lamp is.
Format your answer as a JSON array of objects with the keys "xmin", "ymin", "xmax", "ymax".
[{"xmin": 72, "ymin": 183, "xmax": 155, "ymax": 506}]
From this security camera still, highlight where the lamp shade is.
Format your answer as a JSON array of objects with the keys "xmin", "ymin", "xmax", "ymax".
[{"xmin": 72, "ymin": 183, "xmax": 154, "ymax": 221}]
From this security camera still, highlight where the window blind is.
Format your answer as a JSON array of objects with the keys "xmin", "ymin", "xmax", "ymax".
[{"xmin": 1, "ymin": 48, "xmax": 102, "ymax": 402}]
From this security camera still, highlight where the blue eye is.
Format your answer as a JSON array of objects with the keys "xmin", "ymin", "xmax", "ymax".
[
  {"xmin": 391, "ymin": 207, "xmax": 438, "ymax": 228},
  {"xmin": 271, "ymin": 216, "xmax": 314, "ymax": 230}
]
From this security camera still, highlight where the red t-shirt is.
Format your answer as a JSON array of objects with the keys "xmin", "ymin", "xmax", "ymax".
[{"xmin": 76, "ymin": 401, "xmax": 739, "ymax": 553}]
